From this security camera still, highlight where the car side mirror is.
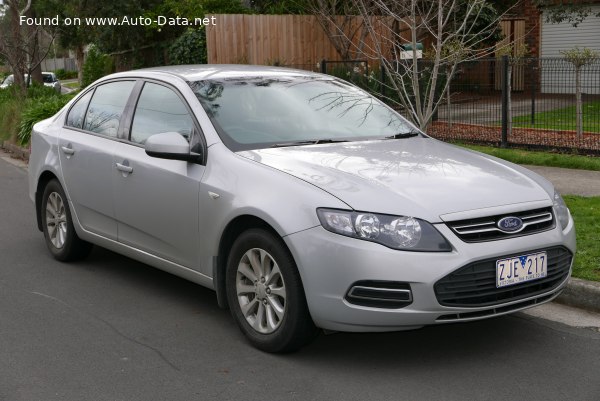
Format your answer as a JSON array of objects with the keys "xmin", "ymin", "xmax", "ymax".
[{"xmin": 145, "ymin": 132, "xmax": 201, "ymax": 163}]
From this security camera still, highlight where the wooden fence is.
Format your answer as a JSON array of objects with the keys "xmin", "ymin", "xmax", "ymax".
[{"xmin": 206, "ymin": 14, "xmax": 396, "ymax": 68}]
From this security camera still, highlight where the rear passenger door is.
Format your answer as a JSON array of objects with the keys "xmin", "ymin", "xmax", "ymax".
[
  {"xmin": 59, "ymin": 80, "xmax": 136, "ymax": 240},
  {"xmin": 112, "ymin": 81, "xmax": 206, "ymax": 269}
]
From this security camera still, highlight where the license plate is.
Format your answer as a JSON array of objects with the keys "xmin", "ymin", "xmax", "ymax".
[{"xmin": 496, "ymin": 251, "xmax": 547, "ymax": 288}]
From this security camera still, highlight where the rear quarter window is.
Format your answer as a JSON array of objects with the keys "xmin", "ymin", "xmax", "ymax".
[{"xmin": 66, "ymin": 90, "xmax": 93, "ymax": 129}]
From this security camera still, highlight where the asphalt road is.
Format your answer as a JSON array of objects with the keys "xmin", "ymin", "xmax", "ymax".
[{"xmin": 1, "ymin": 157, "xmax": 599, "ymax": 401}]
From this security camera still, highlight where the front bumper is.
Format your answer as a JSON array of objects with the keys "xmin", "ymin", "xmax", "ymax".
[{"xmin": 284, "ymin": 217, "xmax": 576, "ymax": 332}]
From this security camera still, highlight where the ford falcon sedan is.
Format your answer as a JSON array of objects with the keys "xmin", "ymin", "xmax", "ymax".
[{"xmin": 28, "ymin": 65, "xmax": 575, "ymax": 352}]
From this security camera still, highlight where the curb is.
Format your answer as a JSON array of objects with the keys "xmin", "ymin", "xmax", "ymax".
[
  {"xmin": 1, "ymin": 141, "xmax": 29, "ymax": 161},
  {"xmin": 556, "ymin": 278, "xmax": 600, "ymax": 314}
]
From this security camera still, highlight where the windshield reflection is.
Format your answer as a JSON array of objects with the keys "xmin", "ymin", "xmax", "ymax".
[{"xmin": 189, "ymin": 77, "xmax": 415, "ymax": 151}]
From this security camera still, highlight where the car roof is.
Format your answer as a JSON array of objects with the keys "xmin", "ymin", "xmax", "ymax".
[{"xmin": 104, "ymin": 64, "xmax": 328, "ymax": 82}]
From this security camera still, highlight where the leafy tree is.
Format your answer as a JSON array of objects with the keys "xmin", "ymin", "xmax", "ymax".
[
  {"xmin": 169, "ymin": 28, "xmax": 207, "ymax": 65},
  {"xmin": 561, "ymin": 47, "xmax": 599, "ymax": 138},
  {"xmin": 81, "ymin": 44, "xmax": 111, "ymax": 88},
  {"xmin": 534, "ymin": 0, "xmax": 600, "ymax": 27}
]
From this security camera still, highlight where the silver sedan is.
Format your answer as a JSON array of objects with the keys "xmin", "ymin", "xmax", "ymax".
[{"xmin": 28, "ymin": 65, "xmax": 576, "ymax": 352}]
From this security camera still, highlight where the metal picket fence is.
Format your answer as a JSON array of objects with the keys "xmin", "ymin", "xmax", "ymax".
[{"xmin": 300, "ymin": 57, "xmax": 600, "ymax": 154}]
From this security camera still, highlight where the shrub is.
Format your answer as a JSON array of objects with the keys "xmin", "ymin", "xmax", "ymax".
[
  {"xmin": 169, "ymin": 28, "xmax": 207, "ymax": 65},
  {"xmin": 0, "ymin": 96, "xmax": 23, "ymax": 143},
  {"xmin": 54, "ymin": 69, "xmax": 78, "ymax": 80},
  {"xmin": 82, "ymin": 44, "xmax": 111, "ymax": 88},
  {"xmin": 26, "ymin": 82, "xmax": 60, "ymax": 99},
  {"xmin": 17, "ymin": 93, "xmax": 75, "ymax": 145}
]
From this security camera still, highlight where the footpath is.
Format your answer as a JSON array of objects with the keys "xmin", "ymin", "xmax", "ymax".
[{"xmin": 1, "ymin": 144, "xmax": 599, "ymax": 313}]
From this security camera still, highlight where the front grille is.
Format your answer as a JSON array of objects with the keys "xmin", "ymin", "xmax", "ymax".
[
  {"xmin": 434, "ymin": 246, "xmax": 572, "ymax": 307},
  {"xmin": 446, "ymin": 207, "xmax": 555, "ymax": 243}
]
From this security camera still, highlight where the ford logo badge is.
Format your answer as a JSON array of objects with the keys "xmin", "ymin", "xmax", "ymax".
[{"xmin": 497, "ymin": 216, "xmax": 524, "ymax": 233}]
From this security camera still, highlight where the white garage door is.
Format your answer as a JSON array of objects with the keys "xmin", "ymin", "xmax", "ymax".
[{"xmin": 541, "ymin": 6, "xmax": 600, "ymax": 94}]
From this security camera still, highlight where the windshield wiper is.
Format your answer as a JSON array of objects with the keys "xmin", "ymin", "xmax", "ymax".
[
  {"xmin": 271, "ymin": 139, "xmax": 349, "ymax": 148},
  {"xmin": 382, "ymin": 130, "xmax": 421, "ymax": 140}
]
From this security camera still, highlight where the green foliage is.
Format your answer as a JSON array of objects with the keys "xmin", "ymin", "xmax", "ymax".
[
  {"xmin": 1, "ymin": 82, "xmax": 74, "ymax": 145},
  {"xmin": 169, "ymin": 28, "xmax": 207, "ymax": 65},
  {"xmin": 17, "ymin": 95, "xmax": 74, "ymax": 146},
  {"xmin": 511, "ymin": 101, "xmax": 600, "ymax": 133},
  {"xmin": 564, "ymin": 196, "xmax": 600, "ymax": 281},
  {"xmin": 534, "ymin": 1, "xmax": 600, "ymax": 27},
  {"xmin": 26, "ymin": 83, "xmax": 61, "ymax": 100},
  {"xmin": 82, "ymin": 45, "xmax": 112, "ymax": 89},
  {"xmin": 250, "ymin": 0, "xmax": 309, "ymax": 14},
  {"xmin": 454, "ymin": 143, "xmax": 600, "ymax": 171},
  {"xmin": 561, "ymin": 47, "xmax": 599, "ymax": 68},
  {"xmin": 0, "ymin": 95, "xmax": 23, "ymax": 143},
  {"xmin": 203, "ymin": 0, "xmax": 251, "ymax": 13},
  {"xmin": 54, "ymin": 69, "xmax": 78, "ymax": 80}
]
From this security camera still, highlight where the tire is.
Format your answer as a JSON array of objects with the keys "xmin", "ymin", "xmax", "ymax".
[
  {"xmin": 41, "ymin": 179, "xmax": 92, "ymax": 262},
  {"xmin": 226, "ymin": 228, "xmax": 318, "ymax": 353}
]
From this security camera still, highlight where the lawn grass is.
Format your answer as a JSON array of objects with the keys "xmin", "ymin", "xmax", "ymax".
[
  {"xmin": 63, "ymin": 81, "xmax": 80, "ymax": 89},
  {"xmin": 564, "ymin": 196, "xmax": 600, "ymax": 282},
  {"xmin": 454, "ymin": 143, "xmax": 600, "ymax": 171},
  {"xmin": 512, "ymin": 100, "xmax": 600, "ymax": 132}
]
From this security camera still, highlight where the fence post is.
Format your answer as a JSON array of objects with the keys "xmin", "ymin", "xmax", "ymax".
[
  {"xmin": 380, "ymin": 63, "xmax": 386, "ymax": 99},
  {"xmin": 530, "ymin": 65, "xmax": 537, "ymax": 126},
  {"xmin": 320, "ymin": 59, "xmax": 327, "ymax": 74},
  {"xmin": 501, "ymin": 55, "xmax": 509, "ymax": 148}
]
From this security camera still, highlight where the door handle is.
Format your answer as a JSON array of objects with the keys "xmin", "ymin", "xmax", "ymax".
[
  {"xmin": 115, "ymin": 162, "xmax": 133, "ymax": 174},
  {"xmin": 61, "ymin": 146, "xmax": 75, "ymax": 155}
]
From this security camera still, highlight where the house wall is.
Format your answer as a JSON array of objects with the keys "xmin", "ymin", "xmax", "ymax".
[{"xmin": 540, "ymin": 5, "xmax": 600, "ymax": 94}]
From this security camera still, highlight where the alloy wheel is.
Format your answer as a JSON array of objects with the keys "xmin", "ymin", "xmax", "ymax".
[{"xmin": 236, "ymin": 248, "xmax": 287, "ymax": 334}]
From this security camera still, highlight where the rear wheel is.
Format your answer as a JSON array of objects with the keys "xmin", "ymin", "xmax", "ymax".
[
  {"xmin": 226, "ymin": 228, "xmax": 317, "ymax": 352},
  {"xmin": 41, "ymin": 179, "xmax": 92, "ymax": 261}
]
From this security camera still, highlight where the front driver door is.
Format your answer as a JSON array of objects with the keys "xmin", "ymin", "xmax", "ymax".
[{"xmin": 112, "ymin": 81, "xmax": 205, "ymax": 268}]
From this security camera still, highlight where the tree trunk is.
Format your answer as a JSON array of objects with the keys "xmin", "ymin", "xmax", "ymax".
[
  {"xmin": 28, "ymin": 10, "xmax": 43, "ymax": 84},
  {"xmin": 8, "ymin": 2, "xmax": 26, "ymax": 95},
  {"xmin": 75, "ymin": 45, "xmax": 85, "ymax": 85}
]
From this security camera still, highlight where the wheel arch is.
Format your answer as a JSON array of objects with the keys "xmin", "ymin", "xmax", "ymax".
[
  {"xmin": 35, "ymin": 170, "xmax": 60, "ymax": 232},
  {"xmin": 215, "ymin": 214, "xmax": 288, "ymax": 309}
]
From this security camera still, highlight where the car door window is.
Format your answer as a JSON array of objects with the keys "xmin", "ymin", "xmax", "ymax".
[
  {"xmin": 66, "ymin": 90, "xmax": 94, "ymax": 129},
  {"xmin": 83, "ymin": 81, "xmax": 135, "ymax": 137},
  {"xmin": 130, "ymin": 82, "xmax": 194, "ymax": 145}
]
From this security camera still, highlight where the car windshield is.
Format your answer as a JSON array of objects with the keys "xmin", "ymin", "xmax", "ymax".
[
  {"xmin": 189, "ymin": 76, "xmax": 416, "ymax": 151},
  {"xmin": 42, "ymin": 74, "xmax": 54, "ymax": 83}
]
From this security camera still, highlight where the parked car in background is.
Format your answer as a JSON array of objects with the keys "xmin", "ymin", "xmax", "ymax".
[
  {"xmin": 28, "ymin": 65, "xmax": 576, "ymax": 353},
  {"xmin": 0, "ymin": 74, "xmax": 14, "ymax": 89},
  {"xmin": 42, "ymin": 72, "xmax": 61, "ymax": 93},
  {"xmin": 0, "ymin": 72, "xmax": 61, "ymax": 93}
]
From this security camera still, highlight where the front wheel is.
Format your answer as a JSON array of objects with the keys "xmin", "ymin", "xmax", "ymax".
[
  {"xmin": 41, "ymin": 179, "xmax": 92, "ymax": 261},
  {"xmin": 226, "ymin": 228, "xmax": 317, "ymax": 352}
]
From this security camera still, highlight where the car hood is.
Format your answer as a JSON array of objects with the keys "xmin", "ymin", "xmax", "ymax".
[{"xmin": 237, "ymin": 138, "xmax": 552, "ymax": 222}]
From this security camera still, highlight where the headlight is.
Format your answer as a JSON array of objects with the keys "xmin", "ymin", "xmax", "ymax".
[
  {"xmin": 553, "ymin": 191, "xmax": 570, "ymax": 229},
  {"xmin": 317, "ymin": 208, "xmax": 452, "ymax": 252}
]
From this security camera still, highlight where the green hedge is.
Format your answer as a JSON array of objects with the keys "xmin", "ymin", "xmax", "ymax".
[{"xmin": 0, "ymin": 83, "xmax": 76, "ymax": 145}]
